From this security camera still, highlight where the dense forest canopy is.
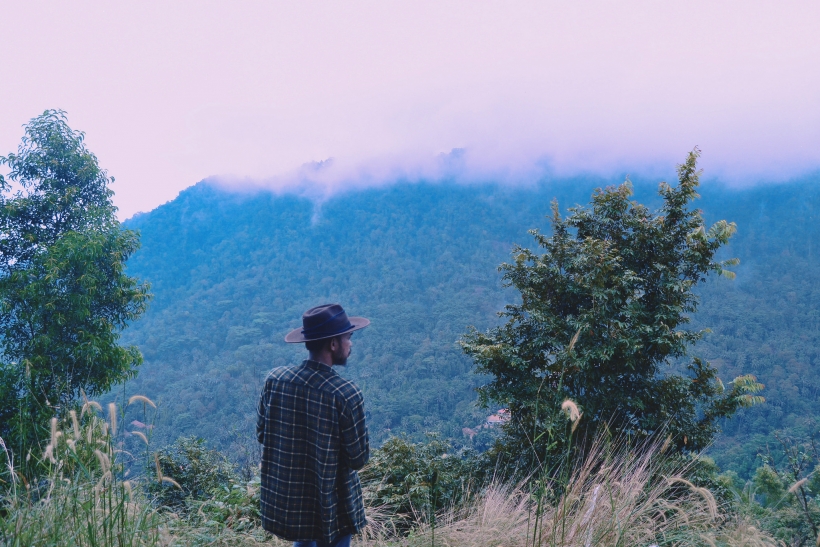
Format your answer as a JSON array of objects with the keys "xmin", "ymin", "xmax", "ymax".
[{"xmin": 116, "ymin": 174, "xmax": 820, "ymax": 477}]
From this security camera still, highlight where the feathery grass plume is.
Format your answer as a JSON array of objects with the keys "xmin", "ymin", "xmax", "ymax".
[
  {"xmin": 87, "ymin": 417, "xmax": 95, "ymax": 443},
  {"xmin": 66, "ymin": 439, "xmax": 77, "ymax": 452},
  {"xmin": 128, "ymin": 394, "xmax": 157, "ymax": 409},
  {"xmin": 666, "ymin": 477, "xmax": 718, "ymax": 520},
  {"xmin": 69, "ymin": 410, "xmax": 80, "ymax": 440},
  {"xmin": 114, "ymin": 448, "xmax": 135, "ymax": 459},
  {"xmin": 154, "ymin": 452, "xmax": 163, "ymax": 482},
  {"xmin": 717, "ymin": 517, "xmax": 779, "ymax": 547},
  {"xmin": 108, "ymin": 402, "xmax": 118, "ymax": 436},
  {"xmin": 789, "ymin": 477, "xmax": 808, "ymax": 494},
  {"xmin": 561, "ymin": 399, "xmax": 581, "ymax": 423},
  {"xmin": 81, "ymin": 400, "xmax": 103, "ymax": 417},
  {"xmin": 95, "ymin": 470, "xmax": 112, "ymax": 494},
  {"xmin": 50, "ymin": 417, "xmax": 58, "ymax": 448},
  {"xmin": 161, "ymin": 476, "xmax": 182, "ymax": 490},
  {"xmin": 131, "ymin": 430, "xmax": 149, "ymax": 445},
  {"xmin": 0, "ymin": 437, "xmax": 15, "ymax": 484},
  {"xmin": 123, "ymin": 480, "xmax": 133, "ymax": 500},
  {"xmin": 94, "ymin": 449, "xmax": 111, "ymax": 474},
  {"xmin": 661, "ymin": 435, "xmax": 672, "ymax": 454},
  {"xmin": 42, "ymin": 444, "xmax": 55, "ymax": 464},
  {"xmin": 568, "ymin": 327, "xmax": 582, "ymax": 352},
  {"xmin": 561, "ymin": 399, "xmax": 582, "ymax": 431}
]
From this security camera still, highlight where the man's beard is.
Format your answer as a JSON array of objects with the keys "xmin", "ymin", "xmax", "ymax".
[{"xmin": 332, "ymin": 348, "xmax": 348, "ymax": 366}]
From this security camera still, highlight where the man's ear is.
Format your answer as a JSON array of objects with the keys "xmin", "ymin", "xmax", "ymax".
[{"xmin": 329, "ymin": 336, "xmax": 339, "ymax": 352}]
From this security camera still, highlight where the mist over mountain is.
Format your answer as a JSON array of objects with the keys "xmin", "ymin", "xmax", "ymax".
[{"xmin": 116, "ymin": 174, "xmax": 820, "ymax": 476}]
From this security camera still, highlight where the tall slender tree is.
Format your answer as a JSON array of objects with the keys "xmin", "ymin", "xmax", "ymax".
[
  {"xmin": 0, "ymin": 110, "xmax": 151, "ymax": 464},
  {"xmin": 462, "ymin": 150, "xmax": 764, "ymax": 471}
]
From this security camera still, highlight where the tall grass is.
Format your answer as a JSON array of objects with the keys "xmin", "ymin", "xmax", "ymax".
[
  {"xmin": 382, "ymin": 436, "xmax": 779, "ymax": 547},
  {"xmin": 0, "ymin": 401, "xmax": 780, "ymax": 547},
  {"xmin": 0, "ymin": 399, "xmax": 161, "ymax": 546}
]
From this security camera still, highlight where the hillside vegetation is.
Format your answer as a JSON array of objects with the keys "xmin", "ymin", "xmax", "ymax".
[
  {"xmin": 118, "ymin": 174, "xmax": 820, "ymax": 476},
  {"xmin": 2, "ymin": 112, "xmax": 816, "ymax": 545}
]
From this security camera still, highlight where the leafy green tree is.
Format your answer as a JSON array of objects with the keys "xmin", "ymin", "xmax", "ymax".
[
  {"xmin": 462, "ymin": 150, "xmax": 764, "ymax": 472},
  {"xmin": 0, "ymin": 110, "xmax": 150, "ymax": 463}
]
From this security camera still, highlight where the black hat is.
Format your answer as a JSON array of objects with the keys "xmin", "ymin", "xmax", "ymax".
[{"xmin": 284, "ymin": 303, "xmax": 370, "ymax": 343}]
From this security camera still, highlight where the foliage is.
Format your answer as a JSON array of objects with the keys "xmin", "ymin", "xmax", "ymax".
[
  {"xmin": 191, "ymin": 475, "xmax": 261, "ymax": 531},
  {"xmin": 0, "ymin": 110, "xmax": 151, "ymax": 467},
  {"xmin": 461, "ymin": 151, "xmax": 764, "ymax": 472},
  {"xmin": 360, "ymin": 434, "xmax": 476, "ymax": 532},
  {"xmin": 148, "ymin": 436, "xmax": 239, "ymax": 512},
  {"xmin": 736, "ymin": 432, "xmax": 820, "ymax": 546}
]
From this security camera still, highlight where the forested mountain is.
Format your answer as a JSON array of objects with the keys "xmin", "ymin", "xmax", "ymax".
[{"xmin": 116, "ymin": 175, "xmax": 820, "ymax": 477}]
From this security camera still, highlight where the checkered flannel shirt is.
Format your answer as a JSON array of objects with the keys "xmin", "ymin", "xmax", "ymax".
[{"xmin": 256, "ymin": 359, "xmax": 370, "ymax": 544}]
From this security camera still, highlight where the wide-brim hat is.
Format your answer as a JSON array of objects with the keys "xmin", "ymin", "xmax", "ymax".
[{"xmin": 285, "ymin": 303, "xmax": 370, "ymax": 343}]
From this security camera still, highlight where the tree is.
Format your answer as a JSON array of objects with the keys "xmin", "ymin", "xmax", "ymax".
[
  {"xmin": 0, "ymin": 110, "xmax": 150, "ymax": 463},
  {"xmin": 461, "ymin": 150, "xmax": 764, "ymax": 472}
]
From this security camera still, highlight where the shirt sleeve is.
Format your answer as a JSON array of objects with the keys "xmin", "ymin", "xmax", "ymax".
[
  {"xmin": 256, "ymin": 382, "xmax": 268, "ymax": 444},
  {"xmin": 339, "ymin": 388, "xmax": 370, "ymax": 470}
]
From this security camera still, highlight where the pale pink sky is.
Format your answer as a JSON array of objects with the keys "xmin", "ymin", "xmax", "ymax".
[{"xmin": 2, "ymin": 1, "xmax": 819, "ymax": 218}]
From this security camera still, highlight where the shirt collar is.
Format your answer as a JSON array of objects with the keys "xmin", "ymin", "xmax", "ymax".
[{"xmin": 303, "ymin": 359, "xmax": 334, "ymax": 373}]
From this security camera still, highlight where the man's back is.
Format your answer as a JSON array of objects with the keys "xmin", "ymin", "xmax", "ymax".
[{"xmin": 256, "ymin": 359, "xmax": 369, "ymax": 545}]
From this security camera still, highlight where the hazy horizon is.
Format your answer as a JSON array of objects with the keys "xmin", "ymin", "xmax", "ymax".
[{"xmin": 3, "ymin": 1, "xmax": 819, "ymax": 219}]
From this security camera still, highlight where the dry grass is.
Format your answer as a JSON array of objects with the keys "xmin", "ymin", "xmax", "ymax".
[{"xmin": 365, "ymin": 437, "xmax": 779, "ymax": 547}]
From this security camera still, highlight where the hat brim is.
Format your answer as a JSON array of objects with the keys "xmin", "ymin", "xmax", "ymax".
[{"xmin": 284, "ymin": 317, "xmax": 370, "ymax": 343}]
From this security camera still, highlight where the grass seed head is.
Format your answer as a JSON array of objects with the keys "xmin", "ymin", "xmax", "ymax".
[
  {"xmin": 43, "ymin": 444, "xmax": 55, "ymax": 464},
  {"xmin": 50, "ymin": 417, "xmax": 58, "ymax": 448},
  {"xmin": 108, "ymin": 402, "xmax": 118, "ymax": 436},
  {"xmin": 132, "ymin": 430, "xmax": 149, "ymax": 445},
  {"xmin": 94, "ymin": 449, "xmax": 111, "ymax": 474},
  {"xmin": 69, "ymin": 410, "xmax": 80, "ymax": 440},
  {"xmin": 128, "ymin": 394, "xmax": 157, "ymax": 409},
  {"xmin": 161, "ymin": 476, "xmax": 183, "ymax": 490},
  {"xmin": 95, "ymin": 470, "xmax": 112, "ymax": 493},
  {"xmin": 154, "ymin": 452, "xmax": 163, "ymax": 482},
  {"xmin": 81, "ymin": 400, "xmax": 102, "ymax": 417},
  {"xmin": 789, "ymin": 478, "xmax": 808, "ymax": 494},
  {"xmin": 561, "ymin": 399, "xmax": 581, "ymax": 424}
]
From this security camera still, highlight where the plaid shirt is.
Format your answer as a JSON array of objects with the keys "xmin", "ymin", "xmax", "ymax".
[{"xmin": 256, "ymin": 359, "xmax": 370, "ymax": 544}]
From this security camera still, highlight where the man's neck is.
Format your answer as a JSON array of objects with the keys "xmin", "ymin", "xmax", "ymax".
[{"xmin": 308, "ymin": 351, "xmax": 334, "ymax": 367}]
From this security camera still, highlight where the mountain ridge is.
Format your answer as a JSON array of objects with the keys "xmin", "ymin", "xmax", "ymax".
[{"xmin": 116, "ymin": 175, "xmax": 820, "ymax": 476}]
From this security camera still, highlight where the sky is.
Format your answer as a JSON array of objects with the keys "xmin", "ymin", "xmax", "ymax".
[{"xmin": 1, "ymin": 1, "xmax": 819, "ymax": 219}]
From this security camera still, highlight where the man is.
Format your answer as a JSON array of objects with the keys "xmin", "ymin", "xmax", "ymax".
[{"xmin": 257, "ymin": 303, "xmax": 370, "ymax": 547}]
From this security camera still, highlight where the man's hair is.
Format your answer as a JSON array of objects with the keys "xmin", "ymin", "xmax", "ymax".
[{"xmin": 305, "ymin": 337, "xmax": 334, "ymax": 353}]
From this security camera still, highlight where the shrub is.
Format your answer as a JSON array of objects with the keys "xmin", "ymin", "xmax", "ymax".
[
  {"xmin": 147, "ymin": 436, "xmax": 238, "ymax": 512},
  {"xmin": 360, "ymin": 434, "xmax": 477, "ymax": 532}
]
